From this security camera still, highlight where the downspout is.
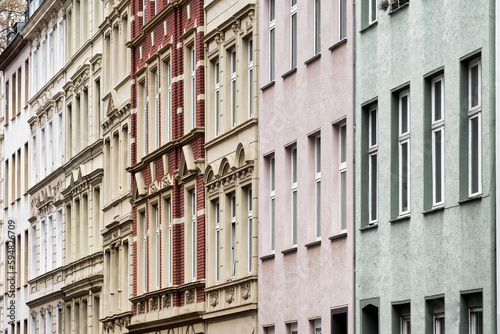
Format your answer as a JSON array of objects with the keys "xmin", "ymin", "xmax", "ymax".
[
  {"xmin": 494, "ymin": 0, "xmax": 499, "ymax": 330},
  {"xmin": 352, "ymin": 0, "xmax": 357, "ymax": 333}
]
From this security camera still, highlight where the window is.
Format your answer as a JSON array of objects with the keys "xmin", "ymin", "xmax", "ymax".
[
  {"xmin": 398, "ymin": 90, "xmax": 410, "ymax": 216},
  {"xmin": 5, "ymin": 159, "xmax": 8, "ymax": 208},
  {"xmin": 434, "ymin": 314, "xmax": 444, "ymax": 334},
  {"xmin": 288, "ymin": 322, "xmax": 298, "ymax": 334},
  {"xmin": 32, "ymin": 47, "xmax": 37, "ymax": 95},
  {"xmin": 314, "ymin": 135, "xmax": 321, "ymax": 239},
  {"xmin": 47, "ymin": 214, "xmax": 52, "ymax": 272},
  {"xmin": 17, "ymin": 67, "xmax": 21, "ymax": 115},
  {"xmin": 142, "ymin": 0, "xmax": 146, "ymax": 24},
  {"xmin": 461, "ymin": 291, "xmax": 482, "ymax": 334},
  {"xmin": 30, "ymin": 224, "xmax": 36, "ymax": 279},
  {"xmin": 24, "ymin": 143, "xmax": 28, "ymax": 194},
  {"xmin": 230, "ymin": 194, "xmax": 236, "ymax": 278},
  {"xmin": 368, "ymin": 105, "xmax": 378, "ymax": 224},
  {"xmin": 469, "ymin": 308, "xmax": 482, "ymax": 334},
  {"xmin": 215, "ymin": 200, "xmax": 220, "ymax": 282},
  {"xmin": 151, "ymin": 69, "xmax": 159, "ymax": 150},
  {"xmin": 40, "ymin": 37, "xmax": 46, "ymax": 85},
  {"xmin": 58, "ymin": 18, "xmax": 64, "ymax": 70},
  {"xmin": 140, "ymin": 210, "xmax": 147, "ymax": 292},
  {"xmin": 191, "ymin": 190, "xmax": 196, "ymax": 280},
  {"xmin": 431, "ymin": 76, "xmax": 444, "ymax": 206},
  {"xmin": 311, "ymin": 319, "xmax": 321, "ymax": 334},
  {"xmin": 167, "ymin": 199, "xmax": 173, "ymax": 285},
  {"xmin": 11, "ymin": 73, "xmax": 16, "ymax": 119},
  {"xmin": 230, "ymin": 49, "xmax": 236, "ymax": 128},
  {"xmin": 190, "ymin": 47, "xmax": 196, "ymax": 129},
  {"xmin": 269, "ymin": 0, "xmax": 275, "ymax": 81},
  {"xmin": 331, "ymin": 307, "xmax": 348, "ymax": 334},
  {"xmin": 401, "ymin": 317, "xmax": 411, "ymax": 334},
  {"xmin": 290, "ymin": 0, "xmax": 297, "ymax": 69},
  {"xmin": 214, "ymin": 60, "xmax": 220, "ymax": 136},
  {"xmin": 339, "ymin": 124, "xmax": 347, "ymax": 231},
  {"xmin": 47, "ymin": 118, "xmax": 53, "ymax": 174},
  {"xmin": 139, "ymin": 81, "xmax": 147, "ymax": 156},
  {"xmin": 39, "ymin": 311, "xmax": 45, "ymax": 334},
  {"xmin": 153, "ymin": 204, "xmax": 159, "ymax": 289},
  {"xmin": 25, "ymin": 59, "xmax": 29, "ymax": 105},
  {"xmin": 57, "ymin": 109, "xmax": 63, "ymax": 167},
  {"xmin": 314, "ymin": 0, "xmax": 321, "ymax": 54},
  {"xmin": 369, "ymin": 0, "xmax": 377, "ymax": 24},
  {"xmin": 361, "ymin": 300, "xmax": 379, "ymax": 334},
  {"xmin": 247, "ymin": 187, "xmax": 252, "ymax": 273},
  {"xmin": 95, "ymin": 80, "xmax": 101, "ymax": 139},
  {"xmin": 269, "ymin": 155, "xmax": 276, "ymax": 252},
  {"xmin": 67, "ymin": 104, "xmax": 72, "ymax": 157},
  {"xmin": 31, "ymin": 132, "xmax": 36, "ymax": 186},
  {"xmin": 426, "ymin": 297, "xmax": 444, "ymax": 334},
  {"xmin": 248, "ymin": 38, "xmax": 253, "ymax": 118},
  {"xmin": 339, "ymin": 0, "xmax": 347, "ymax": 40},
  {"xmin": 265, "ymin": 326, "xmax": 275, "ymax": 334},
  {"xmin": 468, "ymin": 58, "xmax": 481, "ymax": 196},
  {"xmin": 167, "ymin": 60, "xmax": 172, "ymax": 141},
  {"xmin": 291, "ymin": 146, "xmax": 298, "ymax": 246},
  {"xmin": 48, "ymin": 29, "xmax": 54, "ymax": 79},
  {"xmin": 392, "ymin": 302, "xmax": 410, "ymax": 334},
  {"xmin": 40, "ymin": 218, "xmax": 46, "ymax": 274},
  {"xmin": 56, "ymin": 207, "xmax": 63, "ymax": 267}
]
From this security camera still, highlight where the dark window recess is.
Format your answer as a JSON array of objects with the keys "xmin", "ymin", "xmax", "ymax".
[
  {"xmin": 331, "ymin": 307, "xmax": 348, "ymax": 334},
  {"xmin": 391, "ymin": 0, "xmax": 409, "ymax": 10},
  {"xmin": 362, "ymin": 304, "xmax": 379, "ymax": 334}
]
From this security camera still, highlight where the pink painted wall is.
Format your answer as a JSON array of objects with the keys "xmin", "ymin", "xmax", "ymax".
[{"xmin": 258, "ymin": 0, "xmax": 354, "ymax": 333}]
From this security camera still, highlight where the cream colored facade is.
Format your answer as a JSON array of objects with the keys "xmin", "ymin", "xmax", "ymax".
[
  {"xmin": 203, "ymin": 1, "xmax": 259, "ymax": 332},
  {"xmin": 100, "ymin": 0, "xmax": 133, "ymax": 332},
  {"xmin": 60, "ymin": 0, "xmax": 107, "ymax": 331}
]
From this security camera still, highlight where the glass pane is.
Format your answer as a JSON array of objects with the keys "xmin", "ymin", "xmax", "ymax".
[
  {"xmin": 340, "ymin": 0, "xmax": 346, "ymax": 39},
  {"xmin": 316, "ymin": 181, "xmax": 321, "ymax": 237},
  {"xmin": 215, "ymin": 63, "xmax": 219, "ymax": 84},
  {"xmin": 340, "ymin": 125, "xmax": 347, "ymax": 163},
  {"xmin": 292, "ymin": 191, "xmax": 297, "ymax": 245},
  {"xmin": 434, "ymin": 80, "xmax": 442, "ymax": 121},
  {"xmin": 291, "ymin": 14, "xmax": 297, "ymax": 68},
  {"xmin": 248, "ymin": 39, "xmax": 253, "ymax": 62},
  {"xmin": 471, "ymin": 116, "xmax": 479, "ymax": 194},
  {"xmin": 269, "ymin": 0, "xmax": 275, "ymax": 21},
  {"xmin": 271, "ymin": 198, "xmax": 275, "ymax": 251},
  {"xmin": 401, "ymin": 95, "xmax": 408, "ymax": 134},
  {"xmin": 292, "ymin": 148, "xmax": 297, "ymax": 183},
  {"xmin": 370, "ymin": 154, "xmax": 377, "ymax": 221},
  {"xmin": 401, "ymin": 142, "xmax": 408, "ymax": 212},
  {"xmin": 370, "ymin": 0, "xmax": 377, "ymax": 22},
  {"xmin": 341, "ymin": 171, "xmax": 346, "ymax": 230},
  {"xmin": 316, "ymin": 136, "xmax": 321, "ymax": 173},
  {"xmin": 370, "ymin": 108, "xmax": 377, "ymax": 146},
  {"xmin": 270, "ymin": 157, "xmax": 275, "ymax": 191},
  {"xmin": 434, "ymin": 130, "xmax": 442, "ymax": 203},
  {"xmin": 291, "ymin": 0, "xmax": 296, "ymax": 6},
  {"xmin": 270, "ymin": 29, "xmax": 275, "ymax": 81},
  {"xmin": 249, "ymin": 67, "xmax": 253, "ymax": 117},
  {"xmin": 471, "ymin": 64, "xmax": 479, "ymax": 108},
  {"xmin": 231, "ymin": 51, "xmax": 236, "ymax": 73},
  {"xmin": 315, "ymin": 0, "xmax": 321, "ymax": 53}
]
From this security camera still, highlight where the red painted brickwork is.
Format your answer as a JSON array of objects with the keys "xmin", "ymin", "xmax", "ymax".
[{"xmin": 129, "ymin": 0, "xmax": 205, "ymax": 321}]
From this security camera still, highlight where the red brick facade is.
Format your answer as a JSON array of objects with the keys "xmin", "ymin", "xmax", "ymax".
[{"xmin": 129, "ymin": 0, "xmax": 205, "ymax": 330}]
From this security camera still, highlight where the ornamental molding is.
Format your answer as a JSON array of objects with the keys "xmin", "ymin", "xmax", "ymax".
[
  {"xmin": 240, "ymin": 282, "xmax": 251, "ymax": 300},
  {"xmin": 209, "ymin": 291, "xmax": 218, "ymax": 307},
  {"xmin": 225, "ymin": 286, "xmax": 234, "ymax": 304},
  {"xmin": 185, "ymin": 289, "xmax": 195, "ymax": 304}
]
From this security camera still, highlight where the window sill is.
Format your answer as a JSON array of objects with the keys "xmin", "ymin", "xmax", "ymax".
[
  {"xmin": 329, "ymin": 38, "xmax": 347, "ymax": 52},
  {"xmin": 389, "ymin": 215, "xmax": 410, "ymax": 224},
  {"xmin": 458, "ymin": 195, "xmax": 482, "ymax": 205},
  {"xmin": 388, "ymin": 2, "xmax": 409, "ymax": 15},
  {"xmin": 422, "ymin": 205, "xmax": 445, "ymax": 215},
  {"xmin": 281, "ymin": 246, "xmax": 298, "ymax": 255},
  {"xmin": 304, "ymin": 53, "xmax": 321, "ymax": 66},
  {"xmin": 359, "ymin": 223, "xmax": 378, "ymax": 232},
  {"xmin": 329, "ymin": 232, "xmax": 347, "ymax": 241},
  {"xmin": 305, "ymin": 240, "xmax": 321, "ymax": 248},
  {"xmin": 282, "ymin": 67, "xmax": 297, "ymax": 79},
  {"xmin": 359, "ymin": 21, "xmax": 378, "ymax": 34},
  {"xmin": 260, "ymin": 81, "xmax": 275, "ymax": 91},
  {"xmin": 260, "ymin": 253, "xmax": 275, "ymax": 261}
]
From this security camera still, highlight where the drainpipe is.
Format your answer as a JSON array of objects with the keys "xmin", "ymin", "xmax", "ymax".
[
  {"xmin": 495, "ymin": 0, "xmax": 499, "ymax": 330},
  {"xmin": 352, "ymin": 0, "xmax": 357, "ymax": 333}
]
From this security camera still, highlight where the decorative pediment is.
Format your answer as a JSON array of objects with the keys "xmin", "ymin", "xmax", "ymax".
[
  {"xmin": 132, "ymin": 172, "xmax": 147, "ymax": 202},
  {"xmin": 176, "ymin": 144, "xmax": 198, "ymax": 183},
  {"xmin": 70, "ymin": 63, "xmax": 90, "ymax": 96}
]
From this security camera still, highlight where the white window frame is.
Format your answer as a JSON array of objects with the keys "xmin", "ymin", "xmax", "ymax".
[
  {"xmin": 339, "ymin": 123, "xmax": 347, "ymax": 232},
  {"xmin": 314, "ymin": 0, "xmax": 321, "ymax": 55},
  {"xmin": 31, "ymin": 132, "xmax": 37, "ymax": 186},
  {"xmin": 401, "ymin": 316, "xmax": 410, "ymax": 334},
  {"xmin": 469, "ymin": 307, "xmax": 482, "ymax": 334},
  {"xmin": 247, "ymin": 187, "xmax": 252, "ymax": 274},
  {"xmin": 154, "ymin": 70, "xmax": 159, "ymax": 149},
  {"xmin": 191, "ymin": 190, "xmax": 196, "ymax": 280},
  {"xmin": 167, "ymin": 61, "xmax": 172, "ymax": 142},
  {"xmin": 56, "ymin": 207, "xmax": 63, "ymax": 267},
  {"xmin": 40, "ymin": 124, "xmax": 46, "ymax": 179},
  {"xmin": 142, "ymin": 82, "xmax": 147, "ymax": 155},
  {"xmin": 142, "ymin": 0, "xmax": 145, "ymax": 25},
  {"xmin": 167, "ymin": 199, "xmax": 173, "ymax": 285},
  {"xmin": 290, "ymin": 0, "xmax": 297, "ymax": 69},
  {"xmin": 57, "ymin": 17, "xmax": 64, "ymax": 70},
  {"xmin": 291, "ymin": 146, "xmax": 297, "ymax": 246},
  {"xmin": 312, "ymin": 318, "xmax": 321, "ymax": 334},
  {"xmin": 140, "ymin": 210, "xmax": 147, "ymax": 292},
  {"xmin": 191, "ymin": 47, "xmax": 196, "ymax": 129},
  {"xmin": 48, "ymin": 29, "xmax": 54, "ymax": 79},
  {"xmin": 40, "ymin": 217, "xmax": 46, "ymax": 275},
  {"xmin": 31, "ymin": 47, "xmax": 37, "ymax": 97},
  {"xmin": 270, "ymin": 155, "xmax": 275, "ymax": 253},
  {"xmin": 215, "ymin": 200, "xmax": 220, "ymax": 282},
  {"xmin": 431, "ymin": 75, "xmax": 445, "ymax": 207},
  {"xmin": 369, "ymin": 0, "xmax": 377, "ymax": 24},
  {"xmin": 368, "ymin": 105, "xmax": 378, "ymax": 224},
  {"xmin": 56, "ymin": 108, "xmax": 63, "ymax": 167},
  {"xmin": 339, "ymin": 0, "xmax": 347, "ymax": 40},
  {"xmin": 314, "ymin": 135, "xmax": 321, "ymax": 239},
  {"xmin": 230, "ymin": 49, "xmax": 236, "ymax": 128},
  {"xmin": 153, "ymin": 203, "xmax": 159, "ymax": 289},
  {"xmin": 47, "ymin": 213, "xmax": 53, "ymax": 272},
  {"xmin": 214, "ymin": 60, "xmax": 220, "ymax": 136},
  {"xmin": 30, "ymin": 223, "xmax": 36, "ymax": 279},
  {"xmin": 433, "ymin": 313, "xmax": 444, "ymax": 334},
  {"xmin": 269, "ymin": 0, "xmax": 275, "ymax": 82},
  {"xmin": 47, "ymin": 117, "xmax": 53, "ymax": 174},
  {"xmin": 290, "ymin": 322, "xmax": 298, "ymax": 334},
  {"xmin": 248, "ymin": 38, "xmax": 253, "ymax": 118},
  {"xmin": 40, "ymin": 36, "xmax": 46, "ymax": 86},
  {"xmin": 398, "ymin": 90, "xmax": 410, "ymax": 216},
  {"xmin": 468, "ymin": 58, "xmax": 482, "ymax": 197},
  {"xmin": 230, "ymin": 193, "xmax": 236, "ymax": 278}
]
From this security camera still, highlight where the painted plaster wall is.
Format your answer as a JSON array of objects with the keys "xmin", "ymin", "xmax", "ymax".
[
  {"xmin": 258, "ymin": 0, "xmax": 354, "ymax": 333},
  {"xmin": 355, "ymin": 0, "xmax": 495, "ymax": 332},
  {"xmin": 0, "ymin": 43, "xmax": 32, "ymax": 334}
]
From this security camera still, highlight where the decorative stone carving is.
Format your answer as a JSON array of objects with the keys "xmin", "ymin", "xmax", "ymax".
[
  {"xmin": 225, "ymin": 286, "xmax": 235, "ymax": 304},
  {"xmin": 162, "ymin": 294, "xmax": 171, "ymax": 309},
  {"xmin": 137, "ymin": 301, "xmax": 145, "ymax": 314},
  {"xmin": 40, "ymin": 308, "xmax": 45, "ymax": 315},
  {"xmin": 46, "ymin": 305, "xmax": 52, "ymax": 313},
  {"xmin": 240, "ymin": 282, "xmax": 251, "ymax": 300},
  {"xmin": 116, "ymin": 317, "xmax": 124, "ymax": 329},
  {"xmin": 31, "ymin": 310, "xmax": 36, "ymax": 318},
  {"xmin": 185, "ymin": 289, "xmax": 195, "ymax": 304},
  {"xmin": 150, "ymin": 297, "xmax": 158, "ymax": 311},
  {"xmin": 57, "ymin": 301, "xmax": 63, "ymax": 310},
  {"xmin": 149, "ymin": 181, "xmax": 158, "ymax": 194},
  {"xmin": 214, "ymin": 32, "xmax": 224, "ymax": 44},
  {"xmin": 209, "ymin": 291, "xmax": 219, "ymax": 307}
]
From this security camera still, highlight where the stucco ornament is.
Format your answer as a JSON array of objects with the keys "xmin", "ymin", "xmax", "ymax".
[
  {"xmin": 225, "ymin": 286, "xmax": 235, "ymax": 303},
  {"xmin": 162, "ymin": 294, "xmax": 171, "ymax": 308},
  {"xmin": 116, "ymin": 317, "xmax": 124, "ymax": 329},
  {"xmin": 150, "ymin": 297, "xmax": 158, "ymax": 311},
  {"xmin": 137, "ymin": 301, "xmax": 145, "ymax": 314},
  {"xmin": 185, "ymin": 289, "xmax": 195, "ymax": 304},
  {"xmin": 149, "ymin": 181, "xmax": 158, "ymax": 194},
  {"xmin": 240, "ymin": 282, "xmax": 251, "ymax": 300},
  {"xmin": 57, "ymin": 301, "xmax": 63, "ymax": 310},
  {"xmin": 209, "ymin": 291, "xmax": 219, "ymax": 307}
]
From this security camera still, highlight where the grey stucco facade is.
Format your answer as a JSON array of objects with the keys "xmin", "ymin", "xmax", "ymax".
[{"xmin": 355, "ymin": 0, "xmax": 496, "ymax": 333}]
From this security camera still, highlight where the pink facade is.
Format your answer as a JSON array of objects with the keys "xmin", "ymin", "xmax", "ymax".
[{"xmin": 258, "ymin": 0, "xmax": 354, "ymax": 333}]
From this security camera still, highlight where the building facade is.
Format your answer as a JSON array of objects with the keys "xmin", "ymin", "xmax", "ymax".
[
  {"xmin": 22, "ymin": 0, "xmax": 68, "ymax": 331},
  {"xmin": 128, "ymin": 0, "xmax": 206, "ymax": 333},
  {"xmin": 258, "ymin": 0, "xmax": 354, "ymax": 333},
  {"xmin": 60, "ymin": 0, "xmax": 106, "ymax": 331},
  {"xmin": 203, "ymin": 0, "xmax": 259, "ymax": 333},
  {"xmin": 0, "ymin": 21, "xmax": 31, "ymax": 334},
  {"xmin": 355, "ymin": 0, "xmax": 495, "ymax": 333}
]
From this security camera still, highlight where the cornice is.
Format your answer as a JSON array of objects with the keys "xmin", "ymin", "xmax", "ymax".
[{"xmin": 26, "ymin": 289, "xmax": 65, "ymax": 308}]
